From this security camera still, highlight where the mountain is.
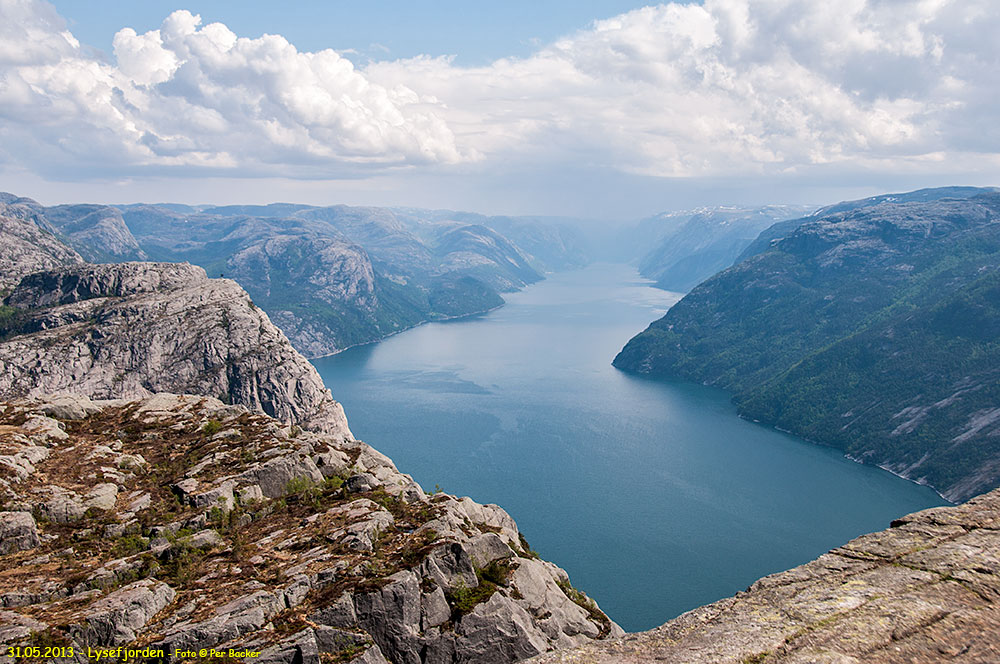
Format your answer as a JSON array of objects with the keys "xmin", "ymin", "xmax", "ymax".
[
  {"xmin": 625, "ymin": 205, "xmax": 814, "ymax": 292},
  {"xmin": 0, "ymin": 261, "xmax": 351, "ymax": 436},
  {"xmin": 530, "ymin": 487, "xmax": 1000, "ymax": 663},
  {"xmin": 41, "ymin": 204, "xmax": 148, "ymax": 262},
  {"xmin": 0, "ymin": 196, "xmax": 549, "ymax": 358},
  {"xmin": 615, "ymin": 191, "xmax": 1000, "ymax": 501},
  {"xmin": 117, "ymin": 203, "xmax": 543, "ymax": 357},
  {"xmin": 392, "ymin": 209, "xmax": 593, "ymax": 272},
  {"xmin": 737, "ymin": 186, "xmax": 998, "ymax": 263}
]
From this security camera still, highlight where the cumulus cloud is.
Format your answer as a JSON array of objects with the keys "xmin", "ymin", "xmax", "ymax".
[{"xmin": 0, "ymin": 0, "xmax": 997, "ymax": 181}]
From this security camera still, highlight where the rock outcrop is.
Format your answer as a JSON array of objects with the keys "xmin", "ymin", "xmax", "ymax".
[
  {"xmin": 0, "ymin": 394, "xmax": 620, "ymax": 663},
  {"xmin": 0, "ymin": 262, "xmax": 350, "ymax": 437},
  {"xmin": 529, "ymin": 488, "xmax": 1000, "ymax": 663}
]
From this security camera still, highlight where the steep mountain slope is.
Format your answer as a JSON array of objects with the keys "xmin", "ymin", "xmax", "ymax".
[
  {"xmin": 626, "ymin": 205, "xmax": 813, "ymax": 292},
  {"xmin": 0, "ymin": 262, "xmax": 351, "ymax": 437},
  {"xmin": 615, "ymin": 193, "xmax": 1000, "ymax": 501},
  {"xmin": 0, "ymin": 212, "xmax": 84, "ymax": 292},
  {"xmin": 41, "ymin": 204, "xmax": 148, "ymax": 262},
  {"xmin": 0, "ymin": 394, "xmax": 621, "ymax": 663},
  {"xmin": 530, "ymin": 488, "xmax": 1000, "ymax": 663}
]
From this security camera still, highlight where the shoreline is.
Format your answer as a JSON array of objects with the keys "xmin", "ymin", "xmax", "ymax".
[{"xmin": 303, "ymin": 301, "xmax": 507, "ymax": 361}]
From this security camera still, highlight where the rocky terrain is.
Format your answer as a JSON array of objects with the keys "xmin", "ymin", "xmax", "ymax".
[
  {"xmin": 616, "ymin": 191, "xmax": 1000, "ymax": 501},
  {"xmin": 0, "ymin": 393, "xmax": 620, "ymax": 663},
  {"xmin": 0, "ymin": 203, "xmax": 84, "ymax": 293},
  {"xmin": 0, "ymin": 261, "xmax": 350, "ymax": 437},
  {"xmin": 737, "ymin": 186, "xmax": 996, "ymax": 264},
  {"xmin": 528, "ymin": 487, "xmax": 1000, "ymax": 663}
]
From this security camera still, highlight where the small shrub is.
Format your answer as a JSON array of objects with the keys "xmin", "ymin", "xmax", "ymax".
[
  {"xmin": 202, "ymin": 419, "xmax": 223, "ymax": 436},
  {"xmin": 445, "ymin": 579, "xmax": 497, "ymax": 617},
  {"xmin": 111, "ymin": 534, "xmax": 148, "ymax": 558}
]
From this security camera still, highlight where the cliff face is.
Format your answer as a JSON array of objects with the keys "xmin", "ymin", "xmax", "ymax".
[
  {"xmin": 0, "ymin": 262, "xmax": 350, "ymax": 437},
  {"xmin": 0, "ymin": 393, "xmax": 620, "ymax": 663},
  {"xmin": 615, "ymin": 192, "xmax": 1000, "ymax": 501},
  {"xmin": 0, "ymin": 213, "xmax": 84, "ymax": 292},
  {"xmin": 530, "ymin": 488, "xmax": 1000, "ymax": 663}
]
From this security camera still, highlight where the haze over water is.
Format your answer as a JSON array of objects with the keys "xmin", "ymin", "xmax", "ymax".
[{"xmin": 313, "ymin": 263, "xmax": 946, "ymax": 632}]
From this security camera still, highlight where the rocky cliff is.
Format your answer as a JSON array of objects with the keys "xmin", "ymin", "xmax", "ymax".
[
  {"xmin": 0, "ymin": 393, "xmax": 620, "ymax": 663},
  {"xmin": 528, "ymin": 488, "xmax": 1000, "ymax": 663},
  {"xmin": 0, "ymin": 212, "xmax": 84, "ymax": 292},
  {"xmin": 615, "ymin": 192, "xmax": 1000, "ymax": 501},
  {"xmin": 0, "ymin": 262, "xmax": 350, "ymax": 437}
]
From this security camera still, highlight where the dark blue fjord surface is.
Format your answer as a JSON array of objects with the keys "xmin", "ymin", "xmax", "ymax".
[{"xmin": 312, "ymin": 263, "xmax": 946, "ymax": 632}]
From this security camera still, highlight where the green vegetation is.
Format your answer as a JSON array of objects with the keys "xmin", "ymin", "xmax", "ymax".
[
  {"xmin": 110, "ymin": 533, "xmax": 148, "ymax": 558},
  {"xmin": 0, "ymin": 304, "xmax": 31, "ymax": 340},
  {"xmin": 615, "ymin": 194, "xmax": 1000, "ymax": 500},
  {"xmin": 201, "ymin": 419, "xmax": 223, "ymax": 435}
]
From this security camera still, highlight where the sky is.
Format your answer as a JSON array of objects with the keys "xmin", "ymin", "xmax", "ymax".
[{"xmin": 1, "ymin": 0, "xmax": 998, "ymax": 218}]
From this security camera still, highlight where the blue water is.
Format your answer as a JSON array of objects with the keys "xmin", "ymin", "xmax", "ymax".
[{"xmin": 312, "ymin": 263, "xmax": 947, "ymax": 632}]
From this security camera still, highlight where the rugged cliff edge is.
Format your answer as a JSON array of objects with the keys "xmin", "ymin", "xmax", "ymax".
[
  {"xmin": 0, "ymin": 393, "xmax": 620, "ymax": 663},
  {"xmin": 0, "ymin": 262, "xmax": 350, "ymax": 437},
  {"xmin": 529, "ymin": 488, "xmax": 1000, "ymax": 663}
]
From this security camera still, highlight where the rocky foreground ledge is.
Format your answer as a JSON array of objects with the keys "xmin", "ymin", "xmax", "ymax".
[
  {"xmin": 528, "ymin": 490, "xmax": 1000, "ymax": 663},
  {"xmin": 0, "ymin": 394, "xmax": 620, "ymax": 663}
]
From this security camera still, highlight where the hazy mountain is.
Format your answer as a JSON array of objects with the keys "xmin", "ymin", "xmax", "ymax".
[
  {"xmin": 615, "ymin": 191, "xmax": 1000, "ymax": 501},
  {"xmin": 631, "ymin": 205, "xmax": 814, "ymax": 291}
]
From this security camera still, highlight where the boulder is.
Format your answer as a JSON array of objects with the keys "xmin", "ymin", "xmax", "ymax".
[
  {"xmin": 75, "ymin": 580, "xmax": 175, "ymax": 646},
  {"xmin": 0, "ymin": 511, "xmax": 39, "ymax": 554}
]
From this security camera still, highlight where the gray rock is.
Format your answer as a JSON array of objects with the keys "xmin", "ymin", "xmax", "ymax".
[
  {"xmin": 75, "ymin": 579, "xmax": 175, "ymax": 646},
  {"xmin": 457, "ymin": 592, "xmax": 551, "ymax": 663},
  {"xmin": 466, "ymin": 533, "xmax": 514, "ymax": 568},
  {"xmin": 354, "ymin": 571, "xmax": 422, "ymax": 664},
  {"xmin": 420, "ymin": 587, "xmax": 450, "ymax": 630},
  {"xmin": 345, "ymin": 473, "xmax": 380, "ymax": 493},
  {"xmin": 0, "ymin": 210, "xmax": 84, "ymax": 292},
  {"xmin": 0, "ymin": 511, "xmax": 39, "ymax": 554},
  {"xmin": 188, "ymin": 529, "xmax": 224, "ymax": 549},
  {"xmin": 243, "ymin": 454, "xmax": 324, "ymax": 498},
  {"xmin": 84, "ymin": 483, "xmax": 119, "ymax": 511},
  {"xmin": 36, "ymin": 393, "xmax": 101, "ymax": 420},
  {"xmin": 34, "ymin": 486, "xmax": 85, "ymax": 523},
  {"xmin": 311, "ymin": 592, "xmax": 357, "ymax": 629},
  {"xmin": 420, "ymin": 542, "xmax": 478, "ymax": 591}
]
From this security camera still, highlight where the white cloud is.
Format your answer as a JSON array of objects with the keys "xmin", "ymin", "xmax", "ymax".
[{"xmin": 0, "ymin": 0, "xmax": 997, "ymax": 182}]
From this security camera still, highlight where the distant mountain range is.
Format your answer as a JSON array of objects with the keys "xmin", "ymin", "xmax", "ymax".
[
  {"xmin": 0, "ymin": 194, "xmax": 593, "ymax": 358},
  {"xmin": 615, "ymin": 186, "xmax": 1000, "ymax": 501}
]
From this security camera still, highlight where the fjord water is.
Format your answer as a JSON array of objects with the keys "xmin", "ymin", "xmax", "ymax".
[{"xmin": 312, "ymin": 263, "xmax": 946, "ymax": 632}]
